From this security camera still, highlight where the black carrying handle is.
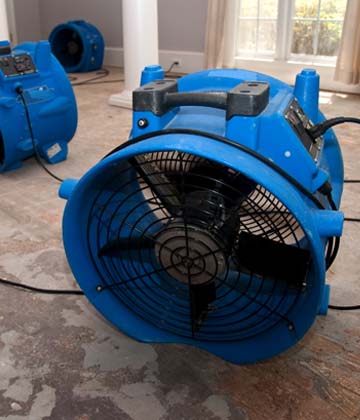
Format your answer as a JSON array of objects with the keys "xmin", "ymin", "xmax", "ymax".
[
  {"xmin": 133, "ymin": 79, "xmax": 270, "ymax": 119},
  {"xmin": 165, "ymin": 91, "xmax": 228, "ymax": 110}
]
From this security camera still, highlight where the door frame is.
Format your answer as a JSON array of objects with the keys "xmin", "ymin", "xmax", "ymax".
[{"xmin": 4, "ymin": 0, "xmax": 17, "ymax": 45}]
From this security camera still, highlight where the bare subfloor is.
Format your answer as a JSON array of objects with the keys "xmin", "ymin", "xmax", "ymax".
[{"xmin": 0, "ymin": 68, "xmax": 359, "ymax": 420}]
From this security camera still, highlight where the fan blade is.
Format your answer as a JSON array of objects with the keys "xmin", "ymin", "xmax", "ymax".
[
  {"xmin": 234, "ymin": 232, "xmax": 311, "ymax": 288},
  {"xmin": 190, "ymin": 282, "xmax": 216, "ymax": 332},
  {"xmin": 181, "ymin": 163, "xmax": 257, "ymax": 201},
  {"xmin": 129, "ymin": 155, "xmax": 182, "ymax": 216},
  {"xmin": 98, "ymin": 238, "xmax": 154, "ymax": 258},
  {"xmin": 182, "ymin": 164, "xmax": 257, "ymax": 246}
]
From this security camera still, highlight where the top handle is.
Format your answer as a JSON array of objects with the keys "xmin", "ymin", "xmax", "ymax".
[{"xmin": 133, "ymin": 80, "xmax": 270, "ymax": 120}]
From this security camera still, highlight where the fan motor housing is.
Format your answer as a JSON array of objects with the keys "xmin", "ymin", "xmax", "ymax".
[
  {"xmin": 0, "ymin": 40, "xmax": 77, "ymax": 173},
  {"xmin": 60, "ymin": 66, "xmax": 344, "ymax": 364},
  {"xmin": 49, "ymin": 20, "xmax": 104, "ymax": 73}
]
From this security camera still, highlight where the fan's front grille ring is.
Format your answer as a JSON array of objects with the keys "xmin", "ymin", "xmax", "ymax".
[{"xmin": 86, "ymin": 150, "xmax": 309, "ymax": 342}]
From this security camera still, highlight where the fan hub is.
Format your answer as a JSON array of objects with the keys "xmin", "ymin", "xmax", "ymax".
[
  {"xmin": 67, "ymin": 40, "xmax": 80, "ymax": 55},
  {"xmin": 155, "ymin": 222, "xmax": 226, "ymax": 285},
  {"xmin": 181, "ymin": 256, "xmax": 194, "ymax": 268}
]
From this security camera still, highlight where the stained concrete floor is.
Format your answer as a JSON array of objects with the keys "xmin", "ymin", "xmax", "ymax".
[{"xmin": 0, "ymin": 68, "xmax": 359, "ymax": 420}]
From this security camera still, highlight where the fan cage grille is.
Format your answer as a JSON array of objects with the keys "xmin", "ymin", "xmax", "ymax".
[{"xmin": 86, "ymin": 150, "xmax": 310, "ymax": 342}]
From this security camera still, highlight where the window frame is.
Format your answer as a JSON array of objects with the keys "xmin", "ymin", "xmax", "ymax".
[{"xmin": 235, "ymin": 0, "xmax": 345, "ymax": 66}]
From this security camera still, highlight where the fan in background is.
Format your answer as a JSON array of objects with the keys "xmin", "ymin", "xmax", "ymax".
[
  {"xmin": 0, "ymin": 40, "xmax": 77, "ymax": 173},
  {"xmin": 49, "ymin": 20, "xmax": 104, "ymax": 73},
  {"xmin": 59, "ymin": 66, "xmax": 344, "ymax": 364}
]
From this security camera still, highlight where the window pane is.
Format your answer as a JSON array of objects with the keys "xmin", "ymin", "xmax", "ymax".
[
  {"xmin": 258, "ymin": 20, "xmax": 277, "ymax": 52},
  {"xmin": 237, "ymin": 19, "xmax": 257, "ymax": 51},
  {"xmin": 259, "ymin": 0, "xmax": 278, "ymax": 18},
  {"xmin": 319, "ymin": 0, "xmax": 347, "ymax": 20},
  {"xmin": 318, "ymin": 21, "xmax": 342, "ymax": 56},
  {"xmin": 239, "ymin": 0, "xmax": 258, "ymax": 18},
  {"xmin": 291, "ymin": 20, "xmax": 316, "ymax": 54},
  {"xmin": 294, "ymin": 0, "xmax": 319, "ymax": 18}
]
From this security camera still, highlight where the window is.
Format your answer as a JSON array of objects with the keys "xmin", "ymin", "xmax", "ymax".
[
  {"xmin": 237, "ymin": 0, "xmax": 279, "ymax": 58},
  {"xmin": 236, "ymin": 0, "xmax": 347, "ymax": 64}
]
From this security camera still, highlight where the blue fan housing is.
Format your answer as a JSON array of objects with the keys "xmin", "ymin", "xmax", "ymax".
[
  {"xmin": 0, "ymin": 40, "xmax": 77, "ymax": 173},
  {"xmin": 59, "ymin": 66, "xmax": 344, "ymax": 364},
  {"xmin": 49, "ymin": 20, "xmax": 104, "ymax": 73}
]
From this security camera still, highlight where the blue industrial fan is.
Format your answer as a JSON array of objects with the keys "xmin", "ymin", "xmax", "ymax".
[
  {"xmin": 49, "ymin": 20, "xmax": 104, "ymax": 73},
  {"xmin": 59, "ymin": 66, "xmax": 344, "ymax": 364},
  {"xmin": 0, "ymin": 40, "xmax": 77, "ymax": 173}
]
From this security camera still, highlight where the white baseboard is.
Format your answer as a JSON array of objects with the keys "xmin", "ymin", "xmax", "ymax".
[
  {"xmin": 104, "ymin": 46, "xmax": 204, "ymax": 74},
  {"xmin": 104, "ymin": 47, "xmax": 124, "ymax": 68},
  {"xmin": 158, "ymin": 49, "xmax": 204, "ymax": 74},
  {"xmin": 108, "ymin": 89, "xmax": 133, "ymax": 109}
]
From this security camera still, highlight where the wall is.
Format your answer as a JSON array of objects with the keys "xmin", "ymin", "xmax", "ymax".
[
  {"xmin": 158, "ymin": 0, "xmax": 207, "ymax": 52},
  {"xmin": 12, "ymin": 0, "xmax": 41, "ymax": 42},
  {"xmin": 37, "ymin": 0, "xmax": 207, "ymax": 52},
  {"xmin": 10, "ymin": 0, "xmax": 208, "ymax": 72},
  {"xmin": 38, "ymin": 0, "xmax": 123, "ymax": 47}
]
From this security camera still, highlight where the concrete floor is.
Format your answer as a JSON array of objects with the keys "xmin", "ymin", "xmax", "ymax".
[{"xmin": 0, "ymin": 68, "xmax": 359, "ymax": 420}]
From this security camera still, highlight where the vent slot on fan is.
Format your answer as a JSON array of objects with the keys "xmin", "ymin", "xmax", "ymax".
[{"xmin": 88, "ymin": 150, "xmax": 311, "ymax": 341}]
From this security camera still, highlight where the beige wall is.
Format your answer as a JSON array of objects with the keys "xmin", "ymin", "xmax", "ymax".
[
  {"xmin": 12, "ymin": 0, "xmax": 207, "ymax": 52},
  {"xmin": 12, "ymin": 0, "xmax": 41, "ymax": 43},
  {"xmin": 158, "ymin": 0, "xmax": 207, "ymax": 52},
  {"xmin": 39, "ymin": 0, "xmax": 123, "ymax": 47}
]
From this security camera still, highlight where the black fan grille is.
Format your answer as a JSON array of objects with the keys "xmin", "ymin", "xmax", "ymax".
[
  {"xmin": 51, "ymin": 28, "xmax": 84, "ymax": 68},
  {"xmin": 86, "ymin": 151, "xmax": 310, "ymax": 342}
]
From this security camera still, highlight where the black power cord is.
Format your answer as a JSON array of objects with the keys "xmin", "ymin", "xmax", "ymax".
[
  {"xmin": 344, "ymin": 181, "xmax": 360, "ymax": 222},
  {"xmin": 68, "ymin": 62, "xmax": 181, "ymax": 87},
  {"xmin": 328, "ymin": 304, "xmax": 360, "ymax": 310},
  {"xmin": 18, "ymin": 68, "xmax": 124, "ymax": 182},
  {"xmin": 312, "ymin": 117, "xmax": 360, "ymax": 310},
  {"xmin": 344, "ymin": 217, "xmax": 360, "ymax": 222},
  {"xmin": 316, "ymin": 182, "xmax": 340, "ymax": 271},
  {"xmin": 70, "ymin": 67, "xmax": 124, "ymax": 86},
  {"xmin": 0, "ymin": 277, "xmax": 83, "ymax": 295},
  {"xmin": 308, "ymin": 116, "xmax": 360, "ymax": 138},
  {"xmin": 17, "ymin": 87, "xmax": 64, "ymax": 183},
  {"xmin": 8, "ymin": 88, "xmax": 82, "ymax": 295},
  {"xmin": 165, "ymin": 61, "xmax": 179, "ymax": 74},
  {"xmin": 70, "ymin": 68, "xmax": 109, "ymax": 86},
  {"xmin": 329, "ymin": 201, "xmax": 360, "ymax": 308},
  {"xmin": 164, "ymin": 61, "xmax": 182, "ymax": 78}
]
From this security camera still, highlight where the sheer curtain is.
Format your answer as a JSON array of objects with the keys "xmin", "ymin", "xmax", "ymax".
[
  {"xmin": 334, "ymin": 0, "xmax": 360, "ymax": 84},
  {"xmin": 203, "ymin": 0, "xmax": 238, "ymax": 69}
]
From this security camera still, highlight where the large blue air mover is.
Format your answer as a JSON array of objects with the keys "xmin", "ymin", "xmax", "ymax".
[
  {"xmin": 59, "ymin": 66, "xmax": 344, "ymax": 364},
  {"xmin": 49, "ymin": 20, "xmax": 104, "ymax": 73},
  {"xmin": 0, "ymin": 40, "xmax": 77, "ymax": 173}
]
